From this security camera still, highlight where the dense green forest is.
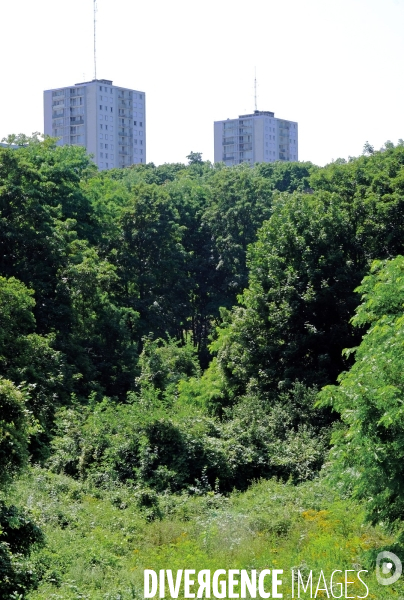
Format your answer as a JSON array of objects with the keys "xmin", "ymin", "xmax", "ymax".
[{"xmin": 3, "ymin": 137, "xmax": 404, "ymax": 598}]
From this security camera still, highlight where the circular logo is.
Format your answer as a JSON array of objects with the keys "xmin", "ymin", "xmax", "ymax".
[{"xmin": 376, "ymin": 551, "xmax": 402, "ymax": 585}]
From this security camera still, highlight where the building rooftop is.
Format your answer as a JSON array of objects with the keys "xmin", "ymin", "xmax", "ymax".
[
  {"xmin": 238, "ymin": 110, "xmax": 275, "ymax": 118},
  {"xmin": 74, "ymin": 79, "xmax": 113, "ymax": 86}
]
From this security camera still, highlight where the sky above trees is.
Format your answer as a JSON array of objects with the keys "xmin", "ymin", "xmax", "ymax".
[{"xmin": 2, "ymin": 0, "xmax": 404, "ymax": 166}]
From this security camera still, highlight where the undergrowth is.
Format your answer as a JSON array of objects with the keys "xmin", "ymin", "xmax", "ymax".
[{"xmin": 5, "ymin": 467, "xmax": 404, "ymax": 599}]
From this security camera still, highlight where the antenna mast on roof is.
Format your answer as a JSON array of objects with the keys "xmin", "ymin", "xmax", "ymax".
[
  {"xmin": 254, "ymin": 67, "xmax": 258, "ymax": 111},
  {"xmin": 93, "ymin": 0, "xmax": 97, "ymax": 80}
]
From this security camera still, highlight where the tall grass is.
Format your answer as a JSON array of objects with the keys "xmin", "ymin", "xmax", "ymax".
[{"xmin": 6, "ymin": 467, "xmax": 404, "ymax": 599}]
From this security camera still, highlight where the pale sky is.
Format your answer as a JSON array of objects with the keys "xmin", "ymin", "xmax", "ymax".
[{"xmin": 2, "ymin": 0, "xmax": 404, "ymax": 167}]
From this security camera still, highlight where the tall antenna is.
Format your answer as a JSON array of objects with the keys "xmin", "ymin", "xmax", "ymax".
[
  {"xmin": 254, "ymin": 67, "xmax": 257, "ymax": 111},
  {"xmin": 93, "ymin": 0, "xmax": 97, "ymax": 80}
]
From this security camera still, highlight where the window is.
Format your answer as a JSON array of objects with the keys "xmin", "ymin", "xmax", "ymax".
[
  {"xmin": 100, "ymin": 142, "xmax": 103, "ymax": 148},
  {"xmin": 134, "ymin": 148, "xmax": 137, "ymax": 154},
  {"xmin": 109, "ymin": 116, "xmax": 113, "ymax": 122},
  {"xmin": 110, "ymin": 154, "xmax": 114, "ymax": 160},
  {"xmin": 110, "ymin": 107, "xmax": 113, "ymax": 113},
  {"xmin": 100, "ymin": 152, "xmax": 104, "ymax": 157},
  {"xmin": 140, "ymin": 149, "xmax": 143, "ymax": 155},
  {"xmin": 111, "ymin": 144, "xmax": 114, "ymax": 150},
  {"xmin": 100, "ymin": 105, "xmax": 102, "ymax": 110},
  {"xmin": 105, "ymin": 143, "xmax": 108, "ymax": 149},
  {"xmin": 106, "ymin": 163, "xmax": 108, "ymax": 168},
  {"xmin": 134, "ymin": 121, "xmax": 137, "ymax": 126},
  {"xmin": 100, "ymin": 134, "xmax": 103, "ymax": 139},
  {"xmin": 140, "ymin": 122, "xmax": 143, "ymax": 127},
  {"xmin": 99, "ymin": 86, "xmax": 102, "ymax": 91},
  {"xmin": 99, "ymin": 115, "xmax": 103, "ymax": 120},
  {"xmin": 105, "ymin": 153, "xmax": 108, "ymax": 159},
  {"xmin": 134, "ymin": 139, "xmax": 138, "ymax": 145},
  {"xmin": 105, "ymin": 116, "xmax": 108, "ymax": 121},
  {"xmin": 140, "ymin": 140, "xmax": 143, "ymax": 145},
  {"xmin": 100, "ymin": 124, "xmax": 103, "ymax": 130},
  {"xmin": 139, "ymin": 94, "xmax": 143, "ymax": 99}
]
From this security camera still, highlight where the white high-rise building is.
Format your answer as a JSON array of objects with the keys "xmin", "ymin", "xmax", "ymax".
[
  {"xmin": 214, "ymin": 110, "xmax": 298, "ymax": 166},
  {"xmin": 44, "ymin": 79, "xmax": 146, "ymax": 170}
]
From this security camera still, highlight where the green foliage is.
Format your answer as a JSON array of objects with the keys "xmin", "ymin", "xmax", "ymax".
[
  {"xmin": 0, "ymin": 501, "xmax": 45, "ymax": 599},
  {"xmin": 213, "ymin": 191, "xmax": 361, "ymax": 400},
  {"xmin": 0, "ymin": 379, "xmax": 30, "ymax": 486},
  {"xmin": 115, "ymin": 183, "xmax": 187, "ymax": 340},
  {"xmin": 177, "ymin": 357, "xmax": 227, "ymax": 415},
  {"xmin": 0, "ymin": 276, "xmax": 46, "ymax": 597},
  {"xmin": 319, "ymin": 256, "xmax": 404, "ymax": 525},
  {"xmin": 255, "ymin": 160, "xmax": 317, "ymax": 193},
  {"xmin": 47, "ymin": 400, "xmax": 229, "ymax": 492},
  {"xmin": 58, "ymin": 241, "xmax": 139, "ymax": 399},
  {"xmin": 0, "ymin": 276, "xmax": 64, "ymax": 451},
  {"xmin": 212, "ymin": 145, "xmax": 404, "ymax": 407},
  {"xmin": 6, "ymin": 136, "xmax": 404, "ymax": 591},
  {"xmin": 186, "ymin": 151, "xmax": 203, "ymax": 165},
  {"xmin": 203, "ymin": 165, "xmax": 274, "ymax": 298},
  {"xmin": 0, "ymin": 141, "xmax": 95, "ymax": 332},
  {"xmin": 8, "ymin": 468, "xmax": 404, "ymax": 599},
  {"xmin": 220, "ymin": 383, "xmax": 330, "ymax": 486},
  {"xmin": 137, "ymin": 336, "xmax": 200, "ymax": 400},
  {"xmin": 48, "ymin": 381, "xmax": 327, "ymax": 494}
]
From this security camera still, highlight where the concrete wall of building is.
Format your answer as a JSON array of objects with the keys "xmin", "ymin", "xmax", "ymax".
[
  {"xmin": 85, "ymin": 83, "xmax": 97, "ymax": 162},
  {"xmin": 43, "ymin": 91, "xmax": 53, "ymax": 137},
  {"xmin": 214, "ymin": 121, "xmax": 223, "ymax": 162},
  {"xmin": 253, "ymin": 118, "xmax": 265, "ymax": 163}
]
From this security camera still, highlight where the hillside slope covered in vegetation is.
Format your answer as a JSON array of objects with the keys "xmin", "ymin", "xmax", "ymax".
[{"xmin": 2, "ymin": 138, "xmax": 404, "ymax": 597}]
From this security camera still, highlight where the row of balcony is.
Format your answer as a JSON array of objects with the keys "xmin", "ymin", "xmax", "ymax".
[
  {"xmin": 53, "ymin": 117, "xmax": 85, "ymax": 126},
  {"xmin": 52, "ymin": 99, "xmax": 84, "ymax": 107}
]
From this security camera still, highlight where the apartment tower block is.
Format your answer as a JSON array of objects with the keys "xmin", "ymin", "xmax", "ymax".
[
  {"xmin": 44, "ymin": 79, "xmax": 146, "ymax": 170},
  {"xmin": 214, "ymin": 110, "xmax": 298, "ymax": 166}
]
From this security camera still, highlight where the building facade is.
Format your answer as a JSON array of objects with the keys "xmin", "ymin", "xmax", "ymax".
[
  {"xmin": 44, "ymin": 79, "xmax": 146, "ymax": 170},
  {"xmin": 214, "ymin": 110, "xmax": 298, "ymax": 166}
]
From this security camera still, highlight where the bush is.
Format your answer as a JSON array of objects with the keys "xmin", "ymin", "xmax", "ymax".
[
  {"xmin": 0, "ymin": 378, "xmax": 30, "ymax": 486},
  {"xmin": 0, "ymin": 501, "xmax": 45, "ymax": 599}
]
